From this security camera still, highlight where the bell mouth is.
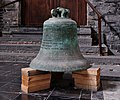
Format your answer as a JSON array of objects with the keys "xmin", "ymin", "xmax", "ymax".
[{"xmin": 30, "ymin": 59, "xmax": 91, "ymax": 72}]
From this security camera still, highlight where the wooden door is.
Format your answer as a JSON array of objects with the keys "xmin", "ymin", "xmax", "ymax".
[
  {"xmin": 59, "ymin": 0, "xmax": 87, "ymax": 25},
  {"xmin": 21, "ymin": 0, "xmax": 87, "ymax": 26},
  {"xmin": 21, "ymin": 0, "xmax": 55, "ymax": 26}
]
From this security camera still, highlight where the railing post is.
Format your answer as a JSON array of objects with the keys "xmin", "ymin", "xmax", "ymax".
[
  {"xmin": 98, "ymin": 16, "xmax": 102, "ymax": 55},
  {"xmin": 85, "ymin": 0, "xmax": 103, "ymax": 55}
]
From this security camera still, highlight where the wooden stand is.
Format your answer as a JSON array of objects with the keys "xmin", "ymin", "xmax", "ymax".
[
  {"xmin": 72, "ymin": 68, "xmax": 100, "ymax": 91},
  {"xmin": 21, "ymin": 68, "xmax": 51, "ymax": 93}
]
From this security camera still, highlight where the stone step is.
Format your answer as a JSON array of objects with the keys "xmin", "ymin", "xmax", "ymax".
[
  {"xmin": 84, "ymin": 55, "xmax": 120, "ymax": 65},
  {"xmin": 92, "ymin": 65, "xmax": 120, "ymax": 81},
  {"xmin": 10, "ymin": 27, "xmax": 43, "ymax": 34},
  {"xmin": 78, "ymin": 37, "xmax": 92, "ymax": 46},
  {"xmin": 78, "ymin": 26, "xmax": 92, "ymax": 37},
  {"xmin": 0, "ymin": 52, "xmax": 35, "ymax": 63},
  {"xmin": 80, "ymin": 45, "xmax": 99, "ymax": 55},
  {"xmin": 0, "ymin": 52, "xmax": 119, "ymax": 65},
  {"xmin": 1, "ymin": 34, "xmax": 92, "ymax": 45},
  {"xmin": 7, "ymin": 26, "xmax": 92, "ymax": 36},
  {"xmin": 0, "ymin": 34, "xmax": 42, "ymax": 44},
  {"xmin": 0, "ymin": 44, "xmax": 40, "ymax": 53},
  {"xmin": 0, "ymin": 44, "xmax": 99, "ymax": 55}
]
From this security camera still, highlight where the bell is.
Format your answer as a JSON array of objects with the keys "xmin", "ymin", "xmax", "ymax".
[{"xmin": 30, "ymin": 7, "xmax": 91, "ymax": 72}]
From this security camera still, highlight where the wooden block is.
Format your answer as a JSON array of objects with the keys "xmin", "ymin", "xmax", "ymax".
[
  {"xmin": 75, "ymin": 83, "xmax": 100, "ymax": 91},
  {"xmin": 21, "ymin": 68, "xmax": 51, "ymax": 93},
  {"xmin": 72, "ymin": 73, "xmax": 100, "ymax": 81},
  {"xmin": 73, "ymin": 67, "xmax": 101, "ymax": 91},
  {"xmin": 22, "ymin": 79, "xmax": 51, "ymax": 87},
  {"xmin": 74, "ymin": 78, "xmax": 100, "ymax": 86},
  {"xmin": 21, "ymin": 83, "xmax": 50, "ymax": 93},
  {"xmin": 21, "ymin": 68, "xmax": 49, "ymax": 76},
  {"xmin": 22, "ymin": 74, "xmax": 51, "ymax": 82},
  {"xmin": 73, "ymin": 68, "xmax": 100, "ymax": 75}
]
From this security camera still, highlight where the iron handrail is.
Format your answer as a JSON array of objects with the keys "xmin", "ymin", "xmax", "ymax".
[
  {"xmin": 85, "ymin": 0, "xmax": 120, "ymax": 55},
  {"xmin": 85, "ymin": 0, "xmax": 102, "ymax": 55},
  {"xmin": 0, "ymin": 0, "xmax": 20, "ymax": 8}
]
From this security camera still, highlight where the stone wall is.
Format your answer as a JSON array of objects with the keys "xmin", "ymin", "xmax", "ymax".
[
  {"xmin": 87, "ymin": 0, "xmax": 120, "ymax": 45},
  {"xmin": 1, "ymin": 0, "xmax": 19, "ymax": 33}
]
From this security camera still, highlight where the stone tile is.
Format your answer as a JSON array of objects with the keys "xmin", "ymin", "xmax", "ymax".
[
  {"xmin": 48, "ymin": 96, "xmax": 79, "ymax": 100},
  {"xmin": 0, "ymin": 82, "xmax": 21, "ymax": 92},
  {"xmin": 0, "ymin": 62, "xmax": 12, "ymax": 67},
  {"xmin": 11, "ymin": 76, "xmax": 21, "ymax": 83},
  {"xmin": 1, "ymin": 61, "xmax": 120, "ymax": 100},
  {"xmin": 0, "ymin": 70, "xmax": 12, "ymax": 76},
  {"xmin": 92, "ymin": 65, "xmax": 120, "ymax": 80},
  {"xmin": 0, "ymin": 66, "xmax": 14, "ymax": 71},
  {"xmin": 102, "ymin": 81, "xmax": 120, "ymax": 91},
  {"xmin": 0, "ymin": 82, "xmax": 7, "ymax": 88},
  {"xmin": 0, "ymin": 63, "xmax": 14, "ymax": 71},
  {"xmin": 0, "ymin": 75, "xmax": 14, "ymax": 82},
  {"xmin": 15, "ymin": 89, "xmax": 53, "ymax": 100},
  {"xmin": 12, "ymin": 63, "xmax": 29, "ymax": 70},
  {"xmin": 0, "ymin": 62, "xmax": 28, "ymax": 78},
  {"xmin": 0, "ymin": 62, "xmax": 28, "ymax": 70},
  {"xmin": 102, "ymin": 80, "xmax": 120, "ymax": 100},
  {"xmin": 37, "ymin": 88, "xmax": 54, "ymax": 96},
  {"xmin": 0, "ymin": 92, "xmax": 19, "ymax": 100},
  {"xmin": 7, "ymin": 70, "xmax": 21, "ymax": 77},
  {"xmin": 81, "ymin": 89, "xmax": 91, "ymax": 100},
  {"xmin": 14, "ymin": 94, "xmax": 47, "ymax": 100},
  {"xmin": 49, "ymin": 88, "xmax": 81, "ymax": 100},
  {"xmin": 0, "ymin": 70, "xmax": 8, "ymax": 76},
  {"xmin": 92, "ymin": 86, "xmax": 104, "ymax": 100}
]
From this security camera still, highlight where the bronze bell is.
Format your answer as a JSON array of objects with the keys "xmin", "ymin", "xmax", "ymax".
[{"xmin": 30, "ymin": 7, "xmax": 91, "ymax": 72}]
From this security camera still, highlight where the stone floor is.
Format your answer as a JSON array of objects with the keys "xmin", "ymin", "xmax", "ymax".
[{"xmin": 0, "ymin": 62, "xmax": 120, "ymax": 100}]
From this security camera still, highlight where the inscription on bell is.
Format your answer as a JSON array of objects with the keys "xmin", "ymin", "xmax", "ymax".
[{"xmin": 41, "ymin": 40, "xmax": 67, "ymax": 50}]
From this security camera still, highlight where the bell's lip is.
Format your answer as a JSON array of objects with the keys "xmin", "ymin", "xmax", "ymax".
[
  {"xmin": 30, "ymin": 65, "xmax": 91, "ymax": 72},
  {"xmin": 30, "ymin": 59, "xmax": 91, "ymax": 72}
]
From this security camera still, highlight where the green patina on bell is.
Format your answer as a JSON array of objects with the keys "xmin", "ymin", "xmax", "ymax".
[{"xmin": 30, "ymin": 7, "xmax": 91, "ymax": 72}]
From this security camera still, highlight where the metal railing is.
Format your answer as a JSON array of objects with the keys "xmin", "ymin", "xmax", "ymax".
[
  {"xmin": 85, "ymin": 0, "xmax": 102, "ymax": 55},
  {"xmin": 0, "ymin": 0, "xmax": 20, "ymax": 9},
  {"xmin": 85, "ymin": 0, "xmax": 120, "ymax": 55}
]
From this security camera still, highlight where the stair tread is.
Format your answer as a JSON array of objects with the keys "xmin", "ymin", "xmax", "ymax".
[
  {"xmin": 84, "ymin": 55, "xmax": 120, "ymax": 58},
  {"xmin": 0, "ymin": 51, "xmax": 119, "ymax": 58}
]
